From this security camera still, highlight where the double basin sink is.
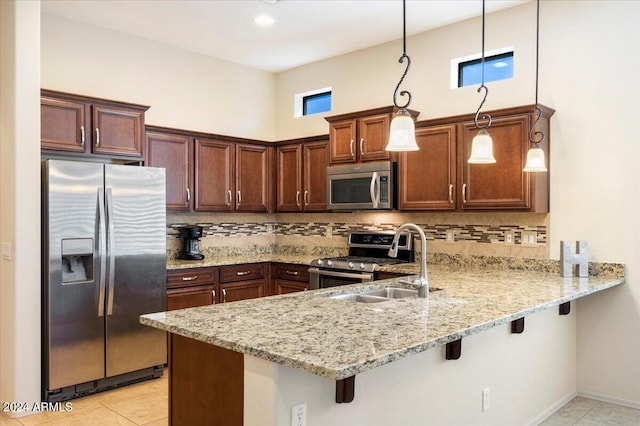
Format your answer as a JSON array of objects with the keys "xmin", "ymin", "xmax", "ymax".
[{"xmin": 328, "ymin": 287, "xmax": 433, "ymax": 303}]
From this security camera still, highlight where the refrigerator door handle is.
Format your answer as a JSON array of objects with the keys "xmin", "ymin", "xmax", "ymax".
[
  {"xmin": 106, "ymin": 187, "xmax": 116, "ymax": 316},
  {"xmin": 97, "ymin": 188, "xmax": 107, "ymax": 317}
]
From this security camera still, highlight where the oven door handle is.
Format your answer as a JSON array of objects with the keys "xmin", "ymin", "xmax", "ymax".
[
  {"xmin": 369, "ymin": 171, "xmax": 380, "ymax": 209},
  {"xmin": 309, "ymin": 267, "xmax": 374, "ymax": 281}
]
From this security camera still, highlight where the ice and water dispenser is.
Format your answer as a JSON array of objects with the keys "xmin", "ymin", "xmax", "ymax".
[{"xmin": 61, "ymin": 238, "xmax": 94, "ymax": 283}]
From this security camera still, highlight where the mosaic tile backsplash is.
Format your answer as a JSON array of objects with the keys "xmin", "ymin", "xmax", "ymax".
[{"xmin": 168, "ymin": 221, "xmax": 547, "ymax": 244}]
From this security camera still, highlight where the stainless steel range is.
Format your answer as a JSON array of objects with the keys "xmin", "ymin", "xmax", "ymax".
[{"xmin": 309, "ymin": 231, "xmax": 414, "ymax": 289}]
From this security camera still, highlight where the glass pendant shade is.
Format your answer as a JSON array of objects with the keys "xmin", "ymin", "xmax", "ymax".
[
  {"xmin": 523, "ymin": 146, "xmax": 547, "ymax": 172},
  {"xmin": 386, "ymin": 108, "xmax": 418, "ymax": 151},
  {"xmin": 468, "ymin": 129, "xmax": 496, "ymax": 163}
]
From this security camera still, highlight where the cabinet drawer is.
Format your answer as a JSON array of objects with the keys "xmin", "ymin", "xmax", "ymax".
[
  {"xmin": 220, "ymin": 263, "xmax": 266, "ymax": 283},
  {"xmin": 275, "ymin": 263, "xmax": 309, "ymax": 282},
  {"xmin": 166, "ymin": 267, "xmax": 218, "ymax": 289}
]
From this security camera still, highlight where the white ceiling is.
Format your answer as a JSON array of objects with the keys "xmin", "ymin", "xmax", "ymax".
[{"xmin": 41, "ymin": 0, "xmax": 530, "ymax": 73}]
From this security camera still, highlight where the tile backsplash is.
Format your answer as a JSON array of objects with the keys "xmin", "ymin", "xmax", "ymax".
[{"xmin": 167, "ymin": 211, "xmax": 550, "ymax": 259}]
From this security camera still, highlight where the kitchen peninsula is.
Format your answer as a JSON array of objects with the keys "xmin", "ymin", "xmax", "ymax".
[{"xmin": 142, "ymin": 259, "xmax": 624, "ymax": 425}]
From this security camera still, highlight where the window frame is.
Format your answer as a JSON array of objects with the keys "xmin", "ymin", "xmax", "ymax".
[
  {"xmin": 294, "ymin": 87, "xmax": 332, "ymax": 118},
  {"xmin": 450, "ymin": 47, "xmax": 514, "ymax": 89}
]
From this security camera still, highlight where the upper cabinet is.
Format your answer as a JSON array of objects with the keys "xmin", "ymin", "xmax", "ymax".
[
  {"xmin": 325, "ymin": 106, "xmax": 419, "ymax": 164},
  {"xmin": 399, "ymin": 104, "xmax": 554, "ymax": 212},
  {"xmin": 146, "ymin": 126, "xmax": 272, "ymax": 212},
  {"xmin": 41, "ymin": 89, "xmax": 148, "ymax": 160},
  {"xmin": 276, "ymin": 136, "xmax": 329, "ymax": 212}
]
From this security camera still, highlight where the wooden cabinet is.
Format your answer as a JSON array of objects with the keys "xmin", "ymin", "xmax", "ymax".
[
  {"xmin": 146, "ymin": 126, "xmax": 271, "ymax": 212},
  {"xmin": 194, "ymin": 138, "xmax": 269, "ymax": 212},
  {"xmin": 399, "ymin": 124, "xmax": 457, "ymax": 210},
  {"xmin": 41, "ymin": 89, "xmax": 147, "ymax": 159},
  {"xmin": 325, "ymin": 106, "xmax": 419, "ymax": 164},
  {"xmin": 274, "ymin": 263, "xmax": 309, "ymax": 295},
  {"xmin": 146, "ymin": 130, "xmax": 193, "ymax": 210},
  {"xmin": 399, "ymin": 104, "xmax": 553, "ymax": 212},
  {"xmin": 219, "ymin": 263, "xmax": 267, "ymax": 303},
  {"xmin": 166, "ymin": 267, "xmax": 218, "ymax": 311},
  {"xmin": 276, "ymin": 137, "xmax": 329, "ymax": 212}
]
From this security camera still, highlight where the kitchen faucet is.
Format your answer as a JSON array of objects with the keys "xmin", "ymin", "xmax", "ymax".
[{"xmin": 388, "ymin": 223, "xmax": 429, "ymax": 297}]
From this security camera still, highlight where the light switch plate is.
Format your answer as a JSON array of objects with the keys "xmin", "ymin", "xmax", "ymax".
[
  {"xmin": 446, "ymin": 230, "xmax": 456, "ymax": 244},
  {"xmin": 521, "ymin": 231, "xmax": 538, "ymax": 247},
  {"xmin": 1, "ymin": 242, "xmax": 11, "ymax": 260},
  {"xmin": 504, "ymin": 231, "xmax": 515, "ymax": 246}
]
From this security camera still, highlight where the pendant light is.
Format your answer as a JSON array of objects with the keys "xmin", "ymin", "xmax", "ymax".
[
  {"xmin": 386, "ymin": 0, "xmax": 418, "ymax": 152},
  {"xmin": 468, "ymin": 0, "xmax": 496, "ymax": 164},
  {"xmin": 523, "ymin": 0, "xmax": 547, "ymax": 173}
]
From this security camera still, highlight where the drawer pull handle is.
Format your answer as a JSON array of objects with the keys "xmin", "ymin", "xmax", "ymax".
[
  {"xmin": 285, "ymin": 270, "xmax": 299, "ymax": 276},
  {"xmin": 462, "ymin": 183, "xmax": 467, "ymax": 204},
  {"xmin": 222, "ymin": 288, "xmax": 227, "ymax": 303},
  {"xmin": 296, "ymin": 191, "xmax": 301, "ymax": 207},
  {"xmin": 227, "ymin": 190, "xmax": 232, "ymax": 206},
  {"xmin": 349, "ymin": 139, "xmax": 355, "ymax": 158},
  {"xmin": 448, "ymin": 183, "xmax": 453, "ymax": 204},
  {"xmin": 95, "ymin": 128, "xmax": 100, "ymax": 146},
  {"xmin": 236, "ymin": 271, "xmax": 251, "ymax": 276},
  {"xmin": 80, "ymin": 126, "xmax": 85, "ymax": 146},
  {"xmin": 181, "ymin": 276, "xmax": 198, "ymax": 281},
  {"xmin": 360, "ymin": 138, "xmax": 364, "ymax": 156},
  {"xmin": 212, "ymin": 289, "xmax": 216, "ymax": 304},
  {"xmin": 304, "ymin": 190, "xmax": 308, "ymax": 206}
]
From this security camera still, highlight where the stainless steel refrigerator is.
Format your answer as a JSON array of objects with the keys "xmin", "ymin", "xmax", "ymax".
[{"xmin": 42, "ymin": 159, "xmax": 167, "ymax": 402}]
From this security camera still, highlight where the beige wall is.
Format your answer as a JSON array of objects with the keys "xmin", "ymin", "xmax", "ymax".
[
  {"xmin": 0, "ymin": 0, "xmax": 42, "ymax": 412},
  {"xmin": 41, "ymin": 13, "xmax": 276, "ymax": 141}
]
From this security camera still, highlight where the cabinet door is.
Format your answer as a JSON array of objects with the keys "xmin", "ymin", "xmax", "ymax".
[
  {"xmin": 329, "ymin": 119, "xmax": 357, "ymax": 164},
  {"xmin": 194, "ymin": 138, "xmax": 235, "ymax": 211},
  {"xmin": 41, "ymin": 97, "xmax": 89, "ymax": 153},
  {"xmin": 399, "ymin": 125, "xmax": 456, "ymax": 210},
  {"xmin": 277, "ymin": 144, "xmax": 303, "ymax": 212},
  {"xmin": 275, "ymin": 280, "xmax": 307, "ymax": 295},
  {"xmin": 92, "ymin": 105, "xmax": 145, "ymax": 158},
  {"xmin": 220, "ymin": 281, "xmax": 265, "ymax": 303},
  {"xmin": 358, "ymin": 113, "xmax": 392, "ymax": 162},
  {"xmin": 167, "ymin": 286, "xmax": 216, "ymax": 311},
  {"xmin": 236, "ymin": 144, "xmax": 269, "ymax": 212},
  {"xmin": 303, "ymin": 140, "xmax": 329, "ymax": 212},
  {"xmin": 460, "ymin": 114, "xmax": 532, "ymax": 210},
  {"xmin": 146, "ymin": 131, "xmax": 193, "ymax": 211}
]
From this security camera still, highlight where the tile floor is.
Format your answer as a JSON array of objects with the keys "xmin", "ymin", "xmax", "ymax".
[
  {"xmin": 0, "ymin": 373, "xmax": 167, "ymax": 426},
  {"xmin": 2, "ymin": 379, "xmax": 640, "ymax": 425}
]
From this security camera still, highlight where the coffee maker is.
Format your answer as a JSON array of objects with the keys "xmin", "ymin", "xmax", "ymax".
[{"xmin": 177, "ymin": 225, "xmax": 205, "ymax": 260}]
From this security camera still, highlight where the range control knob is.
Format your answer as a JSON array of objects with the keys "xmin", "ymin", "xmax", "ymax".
[
  {"xmin": 327, "ymin": 260, "xmax": 333, "ymax": 267},
  {"xmin": 317, "ymin": 259, "xmax": 324, "ymax": 267},
  {"xmin": 360, "ymin": 263, "xmax": 366, "ymax": 270},
  {"xmin": 348, "ymin": 262, "xmax": 354, "ymax": 269}
]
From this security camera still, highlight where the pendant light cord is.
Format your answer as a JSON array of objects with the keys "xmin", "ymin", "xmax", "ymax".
[
  {"xmin": 393, "ymin": 0, "xmax": 412, "ymax": 109},
  {"xmin": 529, "ymin": 0, "xmax": 544, "ymax": 145},
  {"xmin": 474, "ymin": 0, "xmax": 492, "ymax": 130}
]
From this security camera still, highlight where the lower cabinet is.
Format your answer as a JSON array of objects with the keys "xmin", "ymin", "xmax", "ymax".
[
  {"xmin": 166, "ymin": 267, "xmax": 219, "ymax": 311},
  {"xmin": 167, "ymin": 262, "xmax": 309, "ymax": 309},
  {"xmin": 219, "ymin": 263, "xmax": 267, "ymax": 303},
  {"xmin": 274, "ymin": 263, "xmax": 309, "ymax": 295}
]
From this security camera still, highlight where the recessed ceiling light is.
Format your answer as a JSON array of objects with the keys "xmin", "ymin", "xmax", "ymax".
[
  {"xmin": 255, "ymin": 14, "xmax": 275, "ymax": 27},
  {"xmin": 261, "ymin": 0, "xmax": 279, "ymax": 5}
]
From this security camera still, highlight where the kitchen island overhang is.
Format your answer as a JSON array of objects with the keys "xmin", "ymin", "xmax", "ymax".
[{"xmin": 141, "ymin": 261, "xmax": 624, "ymax": 408}]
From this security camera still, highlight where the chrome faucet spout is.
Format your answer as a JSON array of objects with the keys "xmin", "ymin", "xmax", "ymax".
[{"xmin": 389, "ymin": 223, "xmax": 429, "ymax": 297}]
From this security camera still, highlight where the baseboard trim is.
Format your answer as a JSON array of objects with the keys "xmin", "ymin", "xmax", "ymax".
[
  {"xmin": 526, "ymin": 391, "xmax": 578, "ymax": 426},
  {"xmin": 577, "ymin": 391, "xmax": 640, "ymax": 410}
]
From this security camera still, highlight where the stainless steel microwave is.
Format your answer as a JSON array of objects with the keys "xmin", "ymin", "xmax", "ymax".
[{"xmin": 326, "ymin": 161, "xmax": 396, "ymax": 210}]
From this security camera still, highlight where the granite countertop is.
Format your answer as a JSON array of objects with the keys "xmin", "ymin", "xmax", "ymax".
[
  {"xmin": 142, "ymin": 261, "xmax": 625, "ymax": 380},
  {"xmin": 166, "ymin": 254, "xmax": 317, "ymax": 270}
]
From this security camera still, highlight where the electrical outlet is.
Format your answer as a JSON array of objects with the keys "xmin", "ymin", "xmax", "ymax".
[
  {"xmin": 482, "ymin": 388, "xmax": 490, "ymax": 412},
  {"xmin": 521, "ymin": 231, "xmax": 538, "ymax": 247},
  {"xmin": 291, "ymin": 403, "xmax": 307, "ymax": 426},
  {"xmin": 446, "ymin": 230, "xmax": 456, "ymax": 243},
  {"xmin": 504, "ymin": 231, "xmax": 515, "ymax": 246}
]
